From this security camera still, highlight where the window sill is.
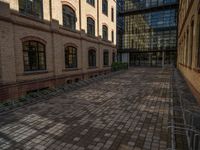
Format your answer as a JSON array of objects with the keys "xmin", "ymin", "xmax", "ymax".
[
  {"xmin": 24, "ymin": 70, "xmax": 48, "ymax": 75},
  {"xmin": 62, "ymin": 68, "xmax": 80, "ymax": 72},
  {"xmin": 13, "ymin": 12, "xmax": 45, "ymax": 24},
  {"xmin": 60, "ymin": 26, "xmax": 77, "ymax": 33},
  {"xmin": 87, "ymin": 34, "xmax": 96, "ymax": 38},
  {"xmin": 88, "ymin": 67, "xmax": 98, "ymax": 69},
  {"xmin": 103, "ymin": 65, "xmax": 110, "ymax": 68},
  {"xmin": 102, "ymin": 39, "xmax": 111, "ymax": 43}
]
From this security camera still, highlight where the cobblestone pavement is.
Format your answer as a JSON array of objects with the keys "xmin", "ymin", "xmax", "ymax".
[{"xmin": 0, "ymin": 68, "xmax": 172, "ymax": 150}]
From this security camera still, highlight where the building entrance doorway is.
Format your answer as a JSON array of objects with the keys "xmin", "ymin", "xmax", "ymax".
[{"xmin": 129, "ymin": 51, "xmax": 176, "ymax": 67}]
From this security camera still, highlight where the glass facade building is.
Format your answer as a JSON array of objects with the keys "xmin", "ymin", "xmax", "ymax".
[{"xmin": 117, "ymin": 0, "xmax": 178, "ymax": 66}]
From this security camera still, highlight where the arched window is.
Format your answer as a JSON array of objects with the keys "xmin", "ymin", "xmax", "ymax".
[
  {"xmin": 103, "ymin": 51, "xmax": 109, "ymax": 66},
  {"xmin": 111, "ymin": 8, "xmax": 114, "ymax": 22},
  {"xmin": 19, "ymin": 0, "xmax": 43, "ymax": 19},
  {"xmin": 65, "ymin": 46, "xmax": 77, "ymax": 68},
  {"xmin": 23, "ymin": 41, "xmax": 46, "ymax": 71},
  {"xmin": 102, "ymin": 0, "xmax": 108, "ymax": 15},
  {"xmin": 88, "ymin": 49, "xmax": 96, "ymax": 67},
  {"xmin": 87, "ymin": 17, "xmax": 95, "ymax": 36},
  {"xmin": 63, "ymin": 5, "xmax": 76, "ymax": 30},
  {"xmin": 102, "ymin": 25, "xmax": 108, "ymax": 40},
  {"xmin": 87, "ymin": 0, "xmax": 95, "ymax": 6}
]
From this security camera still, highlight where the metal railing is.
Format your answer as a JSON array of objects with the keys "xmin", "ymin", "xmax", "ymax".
[{"xmin": 168, "ymin": 68, "xmax": 200, "ymax": 150}]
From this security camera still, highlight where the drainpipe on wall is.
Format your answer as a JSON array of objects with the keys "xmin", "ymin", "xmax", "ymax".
[
  {"xmin": 97, "ymin": 0, "xmax": 101, "ymax": 69},
  {"xmin": 49, "ymin": 0, "xmax": 57, "ymax": 85},
  {"xmin": 97, "ymin": 0, "xmax": 99, "ymax": 36},
  {"xmin": 79, "ymin": 0, "xmax": 84, "ymax": 78},
  {"xmin": 79, "ymin": 0, "xmax": 81, "ymax": 31},
  {"xmin": 49, "ymin": 0, "xmax": 52, "ymax": 21}
]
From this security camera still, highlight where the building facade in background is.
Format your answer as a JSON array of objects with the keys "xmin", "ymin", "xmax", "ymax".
[
  {"xmin": 177, "ymin": 0, "xmax": 200, "ymax": 101},
  {"xmin": 117, "ymin": 0, "xmax": 178, "ymax": 66},
  {"xmin": 0, "ymin": 0, "xmax": 117, "ymax": 101}
]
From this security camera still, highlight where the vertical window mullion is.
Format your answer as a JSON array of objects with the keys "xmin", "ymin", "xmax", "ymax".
[
  {"xmin": 65, "ymin": 46, "xmax": 77, "ymax": 68},
  {"xmin": 28, "ymin": 41, "xmax": 32, "ymax": 71},
  {"xmin": 44, "ymin": 45, "xmax": 46, "ymax": 70},
  {"xmin": 36, "ymin": 42, "xmax": 39, "ymax": 70}
]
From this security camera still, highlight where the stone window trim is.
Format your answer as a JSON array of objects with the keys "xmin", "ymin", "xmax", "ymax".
[
  {"xmin": 18, "ymin": 0, "xmax": 43, "ymax": 19},
  {"xmin": 62, "ymin": 68, "xmax": 80, "ymax": 72},
  {"xmin": 22, "ymin": 40, "xmax": 47, "ymax": 72},
  {"xmin": 64, "ymin": 43, "xmax": 78, "ymax": 49},
  {"xmin": 62, "ymin": 4, "xmax": 77, "ymax": 30},
  {"xmin": 102, "ymin": 23, "xmax": 108, "ymax": 28},
  {"xmin": 88, "ymin": 46, "xmax": 97, "ymax": 51},
  {"xmin": 61, "ymin": 1, "xmax": 77, "ymax": 12},
  {"xmin": 21, "ymin": 36, "xmax": 47, "ymax": 45},
  {"xmin": 88, "ymin": 66, "xmax": 98, "ymax": 69},
  {"xmin": 86, "ymin": 14, "xmax": 96, "ymax": 22},
  {"xmin": 23, "ymin": 70, "xmax": 49, "ymax": 75},
  {"xmin": 21, "ymin": 37, "xmax": 47, "ymax": 74},
  {"xmin": 102, "ymin": 0, "xmax": 108, "ymax": 16}
]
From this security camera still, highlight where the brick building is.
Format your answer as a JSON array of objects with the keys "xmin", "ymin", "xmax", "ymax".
[
  {"xmin": 0, "ymin": 0, "xmax": 117, "ymax": 101},
  {"xmin": 177, "ymin": 0, "xmax": 200, "ymax": 102}
]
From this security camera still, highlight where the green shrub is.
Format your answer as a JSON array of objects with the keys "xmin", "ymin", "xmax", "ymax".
[{"xmin": 111, "ymin": 62, "xmax": 128, "ymax": 71}]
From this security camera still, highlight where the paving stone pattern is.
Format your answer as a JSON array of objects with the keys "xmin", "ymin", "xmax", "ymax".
[{"xmin": 0, "ymin": 68, "xmax": 172, "ymax": 150}]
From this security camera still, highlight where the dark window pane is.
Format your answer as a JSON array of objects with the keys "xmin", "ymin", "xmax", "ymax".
[
  {"xmin": 112, "ymin": 52, "xmax": 115, "ymax": 62},
  {"xmin": 34, "ymin": 0, "xmax": 42, "ymax": 18},
  {"xmin": 23, "ymin": 41, "xmax": 46, "ymax": 71},
  {"xmin": 63, "ymin": 5, "xmax": 76, "ymax": 30},
  {"xmin": 103, "ymin": 51, "xmax": 109, "ymax": 66},
  {"xmin": 18, "ymin": 0, "xmax": 43, "ymax": 19},
  {"xmin": 87, "ymin": 17, "xmax": 95, "ymax": 36},
  {"xmin": 102, "ymin": 0, "xmax": 108, "ymax": 15},
  {"xmin": 88, "ymin": 49, "xmax": 96, "ymax": 67},
  {"xmin": 65, "ymin": 46, "xmax": 77, "ymax": 68},
  {"xmin": 103, "ymin": 25, "xmax": 108, "ymax": 40}
]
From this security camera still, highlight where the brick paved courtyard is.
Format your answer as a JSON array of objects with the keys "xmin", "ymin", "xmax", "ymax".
[{"xmin": 0, "ymin": 68, "xmax": 172, "ymax": 150}]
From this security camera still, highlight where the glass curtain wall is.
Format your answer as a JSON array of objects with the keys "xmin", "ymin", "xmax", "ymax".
[{"xmin": 118, "ymin": 0, "xmax": 178, "ymax": 66}]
